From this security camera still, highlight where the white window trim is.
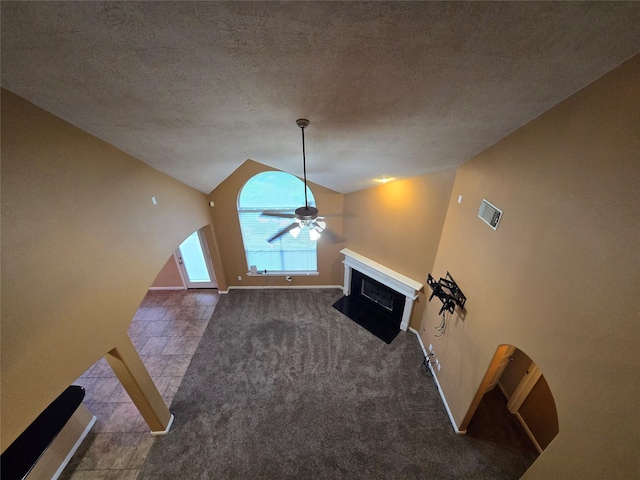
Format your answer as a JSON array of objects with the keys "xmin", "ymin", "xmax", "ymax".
[{"xmin": 246, "ymin": 270, "xmax": 319, "ymax": 277}]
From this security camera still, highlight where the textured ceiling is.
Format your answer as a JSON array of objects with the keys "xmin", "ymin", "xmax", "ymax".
[{"xmin": 2, "ymin": 2, "xmax": 640, "ymax": 194}]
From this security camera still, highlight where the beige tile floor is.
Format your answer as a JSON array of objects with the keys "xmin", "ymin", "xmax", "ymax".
[{"xmin": 60, "ymin": 289, "xmax": 219, "ymax": 480}]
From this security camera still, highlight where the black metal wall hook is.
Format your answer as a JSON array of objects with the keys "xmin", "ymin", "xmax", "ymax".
[{"xmin": 426, "ymin": 272, "xmax": 466, "ymax": 315}]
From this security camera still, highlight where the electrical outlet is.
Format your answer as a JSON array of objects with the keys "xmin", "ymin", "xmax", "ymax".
[
  {"xmin": 434, "ymin": 358, "xmax": 441, "ymax": 371},
  {"xmin": 237, "ymin": 276, "xmax": 242, "ymax": 281}
]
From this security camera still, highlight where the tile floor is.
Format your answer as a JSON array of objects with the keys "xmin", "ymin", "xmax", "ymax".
[{"xmin": 59, "ymin": 289, "xmax": 220, "ymax": 480}]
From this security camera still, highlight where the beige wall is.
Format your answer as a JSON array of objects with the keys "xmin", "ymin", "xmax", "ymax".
[
  {"xmin": 498, "ymin": 348, "xmax": 558, "ymax": 452},
  {"xmin": 150, "ymin": 255, "xmax": 184, "ymax": 289},
  {"xmin": 201, "ymin": 224, "xmax": 228, "ymax": 292},
  {"xmin": 520, "ymin": 375, "xmax": 559, "ymax": 451},
  {"xmin": 343, "ymin": 169, "xmax": 456, "ymax": 328},
  {"xmin": 421, "ymin": 55, "xmax": 639, "ymax": 478},
  {"xmin": 208, "ymin": 159, "xmax": 344, "ymax": 288},
  {"xmin": 1, "ymin": 90, "xmax": 214, "ymax": 450}
]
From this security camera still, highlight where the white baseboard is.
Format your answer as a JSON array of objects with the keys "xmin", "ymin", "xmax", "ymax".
[
  {"xmin": 148, "ymin": 286, "xmax": 187, "ymax": 291},
  {"xmin": 227, "ymin": 285, "xmax": 343, "ymax": 291},
  {"xmin": 218, "ymin": 285, "xmax": 343, "ymax": 294},
  {"xmin": 151, "ymin": 413, "xmax": 175, "ymax": 436},
  {"xmin": 515, "ymin": 412, "xmax": 543, "ymax": 454},
  {"xmin": 498, "ymin": 381, "xmax": 509, "ymax": 399},
  {"xmin": 51, "ymin": 414, "xmax": 96, "ymax": 480},
  {"xmin": 410, "ymin": 327, "xmax": 428, "ymax": 355},
  {"xmin": 409, "ymin": 327, "xmax": 466, "ymax": 435}
]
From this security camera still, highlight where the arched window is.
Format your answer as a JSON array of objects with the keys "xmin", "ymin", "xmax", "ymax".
[{"xmin": 237, "ymin": 171, "xmax": 318, "ymax": 273}]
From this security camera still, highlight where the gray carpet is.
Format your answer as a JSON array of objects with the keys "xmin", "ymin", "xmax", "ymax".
[{"xmin": 140, "ymin": 289, "xmax": 537, "ymax": 479}]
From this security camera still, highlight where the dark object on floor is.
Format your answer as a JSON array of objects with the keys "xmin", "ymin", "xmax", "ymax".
[
  {"xmin": 0, "ymin": 385, "xmax": 85, "ymax": 480},
  {"xmin": 332, "ymin": 295, "xmax": 400, "ymax": 344}
]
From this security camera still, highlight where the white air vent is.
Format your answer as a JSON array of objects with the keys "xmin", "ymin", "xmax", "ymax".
[{"xmin": 478, "ymin": 199, "xmax": 502, "ymax": 230}]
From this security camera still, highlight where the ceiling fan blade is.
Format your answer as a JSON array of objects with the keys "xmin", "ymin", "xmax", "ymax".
[
  {"xmin": 262, "ymin": 210, "xmax": 296, "ymax": 218},
  {"xmin": 267, "ymin": 222, "xmax": 300, "ymax": 243},
  {"xmin": 319, "ymin": 227, "xmax": 342, "ymax": 244}
]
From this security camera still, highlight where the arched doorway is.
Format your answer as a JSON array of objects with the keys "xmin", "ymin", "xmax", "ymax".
[
  {"xmin": 149, "ymin": 226, "xmax": 223, "ymax": 291},
  {"xmin": 461, "ymin": 344, "xmax": 559, "ymax": 455},
  {"xmin": 175, "ymin": 228, "xmax": 217, "ymax": 289}
]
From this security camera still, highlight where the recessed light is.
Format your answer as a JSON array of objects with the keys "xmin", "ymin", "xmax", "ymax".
[{"xmin": 376, "ymin": 176, "xmax": 391, "ymax": 183}]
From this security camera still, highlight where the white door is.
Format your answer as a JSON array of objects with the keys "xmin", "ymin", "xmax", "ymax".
[
  {"xmin": 176, "ymin": 229, "xmax": 217, "ymax": 288},
  {"xmin": 485, "ymin": 345, "xmax": 516, "ymax": 393}
]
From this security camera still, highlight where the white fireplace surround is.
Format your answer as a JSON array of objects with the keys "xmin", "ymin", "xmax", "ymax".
[{"xmin": 340, "ymin": 248, "xmax": 423, "ymax": 331}]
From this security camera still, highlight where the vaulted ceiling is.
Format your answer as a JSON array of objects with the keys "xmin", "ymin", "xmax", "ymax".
[{"xmin": 2, "ymin": 2, "xmax": 639, "ymax": 194}]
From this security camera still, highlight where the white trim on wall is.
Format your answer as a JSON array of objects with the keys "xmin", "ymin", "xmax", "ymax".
[
  {"xmin": 409, "ymin": 327, "xmax": 466, "ymax": 434},
  {"xmin": 226, "ymin": 285, "xmax": 343, "ymax": 292},
  {"xmin": 515, "ymin": 412, "xmax": 544, "ymax": 454},
  {"xmin": 173, "ymin": 251, "xmax": 189, "ymax": 288},
  {"xmin": 148, "ymin": 286, "xmax": 187, "ymax": 291},
  {"xmin": 36, "ymin": 406, "xmax": 96, "ymax": 480},
  {"xmin": 247, "ymin": 271, "xmax": 319, "ymax": 277},
  {"xmin": 150, "ymin": 414, "xmax": 175, "ymax": 437}
]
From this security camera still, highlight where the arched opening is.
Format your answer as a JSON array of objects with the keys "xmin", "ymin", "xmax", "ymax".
[
  {"xmin": 67, "ymin": 224, "xmax": 225, "ymax": 472},
  {"xmin": 461, "ymin": 345, "xmax": 559, "ymax": 469},
  {"xmin": 150, "ymin": 226, "xmax": 220, "ymax": 290}
]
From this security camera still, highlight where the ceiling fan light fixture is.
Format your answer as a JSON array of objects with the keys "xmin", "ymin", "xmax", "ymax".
[
  {"xmin": 309, "ymin": 228, "xmax": 321, "ymax": 241},
  {"xmin": 289, "ymin": 225, "xmax": 301, "ymax": 238},
  {"xmin": 294, "ymin": 205, "xmax": 319, "ymax": 221}
]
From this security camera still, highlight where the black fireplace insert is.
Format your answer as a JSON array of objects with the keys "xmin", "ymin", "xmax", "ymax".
[{"xmin": 332, "ymin": 269, "xmax": 406, "ymax": 344}]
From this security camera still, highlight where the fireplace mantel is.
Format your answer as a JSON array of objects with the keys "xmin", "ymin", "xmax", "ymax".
[{"xmin": 340, "ymin": 248, "xmax": 423, "ymax": 331}]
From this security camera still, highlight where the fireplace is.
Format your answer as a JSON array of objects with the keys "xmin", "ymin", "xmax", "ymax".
[
  {"xmin": 340, "ymin": 248, "xmax": 423, "ymax": 332},
  {"xmin": 361, "ymin": 276, "xmax": 394, "ymax": 311},
  {"xmin": 350, "ymin": 269, "xmax": 406, "ymax": 327}
]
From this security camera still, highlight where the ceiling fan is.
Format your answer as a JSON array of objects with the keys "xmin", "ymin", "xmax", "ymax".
[{"xmin": 263, "ymin": 118, "xmax": 329, "ymax": 243}]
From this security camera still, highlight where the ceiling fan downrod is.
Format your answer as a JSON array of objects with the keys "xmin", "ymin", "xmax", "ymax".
[
  {"xmin": 295, "ymin": 118, "xmax": 318, "ymax": 221},
  {"xmin": 264, "ymin": 118, "xmax": 327, "ymax": 243},
  {"xmin": 297, "ymin": 118, "xmax": 310, "ymax": 209}
]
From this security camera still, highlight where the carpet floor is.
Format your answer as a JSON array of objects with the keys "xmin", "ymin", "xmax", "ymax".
[{"xmin": 139, "ymin": 289, "xmax": 537, "ymax": 479}]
